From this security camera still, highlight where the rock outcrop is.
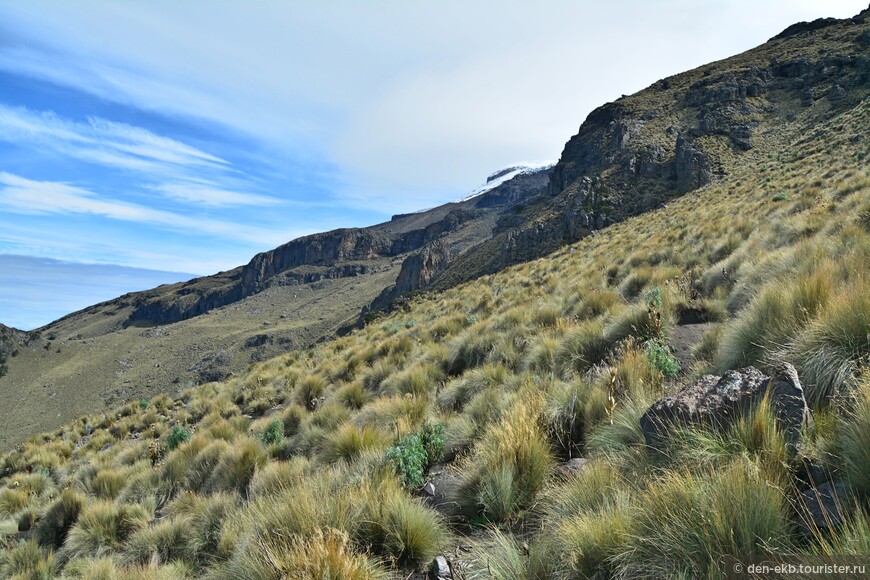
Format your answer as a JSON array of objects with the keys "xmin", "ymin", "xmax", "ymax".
[{"xmin": 639, "ymin": 364, "xmax": 813, "ymax": 449}]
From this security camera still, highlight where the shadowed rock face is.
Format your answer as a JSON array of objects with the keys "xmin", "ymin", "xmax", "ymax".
[{"xmin": 640, "ymin": 363, "xmax": 814, "ymax": 449}]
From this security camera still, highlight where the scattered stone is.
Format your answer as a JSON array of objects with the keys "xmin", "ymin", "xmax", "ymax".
[
  {"xmin": 422, "ymin": 481, "xmax": 437, "ymax": 497},
  {"xmin": 555, "ymin": 457, "xmax": 590, "ymax": 479},
  {"xmin": 429, "ymin": 555, "xmax": 452, "ymax": 579},
  {"xmin": 640, "ymin": 363, "xmax": 813, "ymax": 449},
  {"xmin": 797, "ymin": 481, "xmax": 848, "ymax": 538}
]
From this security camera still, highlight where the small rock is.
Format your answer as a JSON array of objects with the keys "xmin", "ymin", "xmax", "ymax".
[
  {"xmin": 797, "ymin": 481, "xmax": 848, "ymax": 538},
  {"xmin": 422, "ymin": 481, "xmax": 436, "ymax": 497},
  {"xmin": 555, "ymin": 457, "xmax": 590, "ymax": 479},
  {"xmin": 429, "ymin": 555, "xmax": 452, "ymax": 579}
]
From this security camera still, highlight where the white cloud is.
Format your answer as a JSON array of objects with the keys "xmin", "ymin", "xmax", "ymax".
[
  {"xmin": 152, "ymin": 183, "xmax": 283, "ymax": 207},
  {"xmin": 0, "ymin": 104, "xmax": 227, "ymax": 174},
  {"xmin": 0, "ymin": 172, "xmax": 292, "ymax": 245},
  {"xmin": 0, "ymin": 0, "xmax": 865, "ymax": 212}
]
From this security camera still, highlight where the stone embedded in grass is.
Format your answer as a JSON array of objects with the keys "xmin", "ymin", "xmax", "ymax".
[{"xmin": 639, "ymin": 363, "xmax": 813, "ymax": 449}]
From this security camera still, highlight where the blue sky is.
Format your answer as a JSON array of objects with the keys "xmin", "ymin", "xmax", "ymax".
[{"xmin": 0, "ymin": 0, "xmax": 866, "ymax": 330}]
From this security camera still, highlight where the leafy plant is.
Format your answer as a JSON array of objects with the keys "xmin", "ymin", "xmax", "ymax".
[
  {"xmin": 166, "ymin": 425, "xmax": 192, "ymax": 450},
  {"xmin": 258, "ymin": 419, "xmax": 283, "ymax": 445},
  {"xmin": 384, "ymin": 422, "xmax": 444, "ymax": 488},
  {"xmin": 644, "ymin": 340, "xmax": 680, "ymax": 378}
]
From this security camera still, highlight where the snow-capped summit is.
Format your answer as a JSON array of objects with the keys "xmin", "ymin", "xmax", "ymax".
[{"xmin": 458, "ymin": 161, "xmax": 556, "ymax": 202}]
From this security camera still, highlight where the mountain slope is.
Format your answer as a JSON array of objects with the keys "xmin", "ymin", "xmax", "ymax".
[
  {"xmin": 0, "ymin": 167, "xmax": 551, "ymax": 449},
  {"xmin": 2, "ymin": 7, "xmax": 870, "ymax": 578},
  {"xmin": 3, "ymin": 5, "xmax": 870, "ymax": 450}
]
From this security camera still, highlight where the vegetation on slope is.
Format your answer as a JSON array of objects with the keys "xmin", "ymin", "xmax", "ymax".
[{"xmin": 1, "ymin": 93, "xmax": 869, "ymax": 577}]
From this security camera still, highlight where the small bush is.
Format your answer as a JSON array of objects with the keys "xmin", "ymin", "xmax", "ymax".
[
  {"xmin": 385, "ymin": 423, "xmax": 444, "ymax": 489},
  {"xmin": 644, "ymin": 340, "xmax": 680, "ymax": 379},
  {"xmin": 166, "ymin": 425, "xmax": 192, "ymax": 450},
  {"xmin": 258, "ymin": 419, "xmax": 284, "ymax": 446}
]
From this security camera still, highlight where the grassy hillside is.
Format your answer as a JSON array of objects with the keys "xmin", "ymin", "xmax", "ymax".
[{"xmin": 1, "ymin": 81, "xmax": 869, "ymax": 577}]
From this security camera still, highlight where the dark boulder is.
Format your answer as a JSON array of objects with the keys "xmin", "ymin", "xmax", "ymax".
[
  {"xmin": 796, "ymin": 481, "xmax": 849, "ymax": 538},
  {"xmin": 640, "ymin": 363, "xmax": 813, "ymax": 449}
]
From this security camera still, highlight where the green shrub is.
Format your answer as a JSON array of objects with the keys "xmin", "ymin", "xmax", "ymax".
[
  {"xmin": 167, "ymin": 425, "xmax": 192, "ymax": 450},
  {"xmin": 644, "ymin": 340, "xmax": 680, "ymax": 379},
  {"xmin": 384, "ymin": 422, "xmax": 444, "ymax": 489},
  {"xmin": 258, "ymin": 419, "xmax": 284, "ymax": 445}
]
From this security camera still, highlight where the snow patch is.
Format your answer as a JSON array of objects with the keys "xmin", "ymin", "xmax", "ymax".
[{"xmin": 458, "ymin": 160, "xmax": 555, "ymax": 202}]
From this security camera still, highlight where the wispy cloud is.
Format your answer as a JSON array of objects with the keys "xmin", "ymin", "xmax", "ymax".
[
  {"xmin": 0, "ymin": 104, "xmax": 286, "ymax": 209},
  {"xmin": 0, "ymin": 172, "xmax": 291, "ymax": 245},
  {"xmin": 152, "ymin": 182, "xmax": 282, "ymax": 207},
  {"xmin": 0, "ymin": 104, "xmax": 227, "ymax": 172}
]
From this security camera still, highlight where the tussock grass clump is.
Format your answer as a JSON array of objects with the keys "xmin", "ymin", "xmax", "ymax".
[
  {"xmin": 249, "ymin": 458, "xmax": 310, "ymax": 498},
  {"xmin": 165, "ymin": 491, "xmax": 237, "ymax": 564},
  {"xmin": 122, "ymin": 518, "xmax": 189, "ymax": 566},
  {"xmin": 204, "ymin": 437, "xmax": 267, "ymax": 497},
  {"xmin": 295, "ymin": 375, "xmax": 327, "ymax": 410},
  {"xmin": 553, "ymin": 498, "xmax": 633, "ymax": 578},
  {"xmin": 615, "ymin": 461, "xmax": 790, "ymax": 578},
  {"xmin": 544, "ymin": 378, "xmax": 608, "ymax": 459},
  {"xmin": 357, "ymin": 474, "xmax": 449, "ymax": 564},
  {"xmin": 0, "ymin": 539, "xmax": 57, "ymax": 578},
  {"xmin": 62, "ymin": 501, "xmax": 151, "ymax": 560},
  {"xmin": 447, "ymin": 325, "xmax": 496, "ymax": 375},
  {"xmin": 380, "ymin": 362, "xmax": 444, "ymax": 398},
  {"xmin": 353, "ymin": 395, "xmax": 427, "ymax": 432},
  {"xmin": 0, "ymin": 488, "xmax": 29, "ymax": 518},
  {"xmin": 456, "ymin": 398, "xmax": 554, "ymax": 521},
  {"xmin": 216, "ymin": 528, "xmax": 389, "ymax": 580},
  {"xmin": 320, "ymin": 423, "xmax": 391, "ymax": 464},
  {"xmin": 85, "ymin": 468, "xmax": 130, "ymax": 500},
  {"xmin": 438, "ymin": 363, "xmax": 507, "ymax": 411},
  {"xmin": 840, "ymin": 379, "xmax": 870, "ymax": 499},
  {"xmin": 555, "ymin": 320, "xmax": 609, "ymax": 378},
  {"xmin": 467, "ymin": 528, "xmax": 555, "ymax": 579},
  {"xmin": 35, "ymin": 488, "xmax": 85, "ymax": 550},
  {"xmin": 776, "ymin": 281, "xmax": 870, "ymax": 406},
  {"xmin": 716, "ymin": 267, "xmax": 833, "ymax": 374}
]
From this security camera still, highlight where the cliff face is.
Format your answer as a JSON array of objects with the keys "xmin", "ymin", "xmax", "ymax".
[{"xmin": 122, "ymin": 167, "xmax": 550, "ymax": 328}]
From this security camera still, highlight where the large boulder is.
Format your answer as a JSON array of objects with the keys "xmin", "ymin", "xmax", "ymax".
[{"xmin": 640, "ymin": 363, "xmax": 813, "ymax": 449}]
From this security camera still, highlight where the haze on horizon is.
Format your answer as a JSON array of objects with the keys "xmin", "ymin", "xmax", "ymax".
[{"xmin": 0, "ymin": 0, "xmax": 865, "ymax": 330}]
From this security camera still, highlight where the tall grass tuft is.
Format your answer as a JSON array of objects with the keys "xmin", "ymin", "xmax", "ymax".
[
  {"xmin": 615, "ymin": 460, "xmax": 790, "ymax": 578},
  {"xmin": 456, "ymin": 397, "xmax": 554, "ymax": 521},
  {"xmin": 61, "ymin": 501, "xmax": 151, "ymax": 560}
]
